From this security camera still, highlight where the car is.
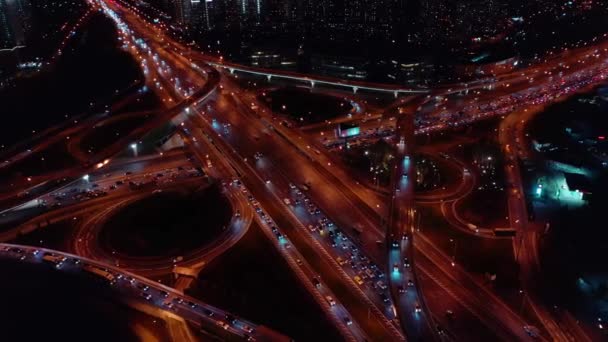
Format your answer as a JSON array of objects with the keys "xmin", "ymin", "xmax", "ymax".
[
  {"xmin": 141, "ymin": 292, "xmax": 152, "ymax": 301},
  {"xmin": 354, "ymin": 275, "xmax": 364, "ymax": 285},
  {"xmin": 296, "ymin": 259, "xmax": 303, "ymax": 265},
  {"xmin": 376, "ymin": 280, "xmax": 387, "ymax": 290},
  {"xmin": 403, "ymin": 258, "xmax": 410, "ymax": 268},
  {"xmin": 393, "ymin": 263, "xmax": 399, "ymax": 273},
  {"xmin": 436, "ymin": 325, "xmax": 446, "ymax": 335},
  {"xmin": 203, "ymin": 309, "xmax": 214, "ymax": 317},
  {"xmin": 225, "ymin": 314, "xmax": 236, "ymax": 325},
  {"xmin": 325, "ymin": 296, "xmax": 336, "ymax": 306},
  {"xmin": 312, "ymin": 277, "xmax": 321, "ymax": 288},
  {"xmin": 398, "ymin": 285, "xmax": 405, "ymax": 294},
  {"xmin": 217, "ymin": 321, "xmax": 230, "ymax": 330},
  {"xmin": 337, "ymin": 257, "xmax": 347, "ymax": 266},
  {"xmin": 137, "ymin": 284, "xmax": 149, "ymax": 291},
  {"xmin": 391, "ymin": 240, "xmax": 400, "ymax": 248},
  {"xmin": 164, "ymin": 301, "xmax": 175, "ymax": 310},
  {"xmin": 523, "ymin": 325, "xmax": 540, "ymax": 338},
  {"xmin": 415, "ymin": 303, "xmax": 422, "ymax": 313},
  {"xmin": 160, "ymin": 290, "xmax": 169, "ymax": 298},
  {"xmin": 445, "ymin": 310, "xmax": 454, "ymax": 318},
  {"xmin": 188, "ymin": 301, "xmax": 197, "ymax": 309},
  {"xmin": 243, "ymin": 325, "xmax": 254, "ymax": 333},
  {"xmin": 380, "ymin": 293, "xmax": 390, "ymax": 303},
  {"xmin": 343, "ymin": 316, "xmax": 353, "ymax": 326}
]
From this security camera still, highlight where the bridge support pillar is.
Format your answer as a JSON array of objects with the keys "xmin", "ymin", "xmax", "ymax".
[
  {"xmin": 267, "ymin": 74, "xmax": 272, "ymax": 81},
  {"xmin": 310, "ymin": 80, "xmax": 315, "ymax": 88},
  {"xmin": 394, "ymin": 90, "xmax": 398, "ymax": 98},
  {"xmin": 229, "ymin": 68, "xmax": 234, "ymax": 74},
  {"xmin": 352, "ymin": 86, "xmax": 358, "ymax": 94}
]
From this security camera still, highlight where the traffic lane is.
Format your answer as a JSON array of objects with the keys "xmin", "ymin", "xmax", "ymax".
[
  {"xmin": 415, "ymin": 251, "xmax": 523, "ymax": 342},
  {"xmin": 0, "ymin": 242, "xmax": 260, "ymax": 340},
  {"xmin": 185, "ymin": 121, "xmax": 367, "ymax": 340},
  {"xmin": 248, "ymin": 199, "xmax": 365, "ymax": 341},
  {"xmin": 232, "ymin": 85, "xmax": 388, "ymax": 216},
  {"xmin": 413, "ymin": 233, "xmax": 535, "ymax": 341},
  {"xmin": 187, "ymin": 116, "xmax": 402, "ymax": 341},
  {"xmin": 201, "ymin": 95, "xmax": 387, "ymax": 264},
  {"xmin": 250, "ymin": 153, "xmax": 399, "ymax": 321}
]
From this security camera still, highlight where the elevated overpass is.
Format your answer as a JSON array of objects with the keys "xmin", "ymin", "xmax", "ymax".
[
  {"xmin": 0, "ymin": 243, "xmax": 290, "ymax": 342},
  {"xmin": 189, "ymin": 56, "xmax": 432, "ymax": 96}
]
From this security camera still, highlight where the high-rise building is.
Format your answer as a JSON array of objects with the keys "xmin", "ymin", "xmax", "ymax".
[
  {"xmin": 0, "ymin": 0, "xmax": 31, "ymax": 49},
  {"xmin": 0, "ymin": 0, "xmax": 12, "ymax": 48}
]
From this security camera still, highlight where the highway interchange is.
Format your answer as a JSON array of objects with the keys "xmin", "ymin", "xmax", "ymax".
[{"xmin": 2, "ymin": 0, "xmax": 608, "ymax": 340}]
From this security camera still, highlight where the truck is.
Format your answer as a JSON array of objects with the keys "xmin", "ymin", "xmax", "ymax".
[
  {"xmin": 42, "ymin": 253, "xmax": 66, "ymax": 268},
  {"xmin": 494, "ymin": 228, "xmax": 516, "ymax": 237},
  {"xmin": 83, "ymin": 264, "xmax": 117, "ymax": 285}
]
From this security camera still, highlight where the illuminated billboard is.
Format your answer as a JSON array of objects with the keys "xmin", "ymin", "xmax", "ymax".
[{"xmin": 337, "ymin": 123, "xmax": 360, "ymax": 138}]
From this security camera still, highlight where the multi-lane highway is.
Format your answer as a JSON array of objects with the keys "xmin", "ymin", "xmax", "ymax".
[{"xmin": 3, "ymin": 0, "xmax": 608, "ymax": 340}]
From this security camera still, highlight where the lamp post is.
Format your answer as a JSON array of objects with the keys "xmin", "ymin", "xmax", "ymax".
[{"xmin": 130, "ymin": 143, "xmax": 138, "ymax": 157}]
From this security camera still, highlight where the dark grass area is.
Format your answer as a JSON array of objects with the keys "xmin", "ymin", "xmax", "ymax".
[
  {"xmin": 190, "ymin": 223, "xmax": 344, "ymax": 341},
  {"xmin": 112, "ymin": 91, "xmax": 162, "ymax": 115},
  {"xmin": 260, "ymin": 86, "xmax": 352, "ymax": 124},
  {"xmin": 422, "ymin": 153, "xmax": 465, "ymax": 194},
  {"xmin": 99, "ymin": 184, "xmax": 231, "ymax": 258},
  {"xmin": 418, "ymin": 206, "xmax": 520, "ymax": 295},
  {"xmin": 0, "ymin": 13, "xmax": 142, "ymax": 149},
  {"xmin": 456, "ymin": 189, "xmax": 510, "ymax": 228},
  {"xmin": 11, "ymin": 220, "xmax": 75, "ymax": 252},
  {"xmin": 415, "ymin": 154, "xmax": 443, "ymax": 191},
  {"xmin": 0, "ymin": 141, "xmax": 78, "ymax": 181},
  {"xmin": 79, "ymin": 114, "xmax": 153, "ymax": 153},
  {"xmin": 451, "ymin": 137, "xmax": 509, "ymax": 228},
  {"xmin": 339, "ymin": 139, "xmax": 395, "ymax": 187},
  {"xmin": 0, "ymin": 257, "xmax": 140, "ymax": 342}
]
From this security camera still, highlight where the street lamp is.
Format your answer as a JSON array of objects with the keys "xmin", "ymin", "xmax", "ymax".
[
  {"xmin": 130, "ymin": 143, "xmax": 138, "ymax": 156},
  {"xmin": 450, "ymin": 238, "xmax": 458, "ymax": 266}
]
